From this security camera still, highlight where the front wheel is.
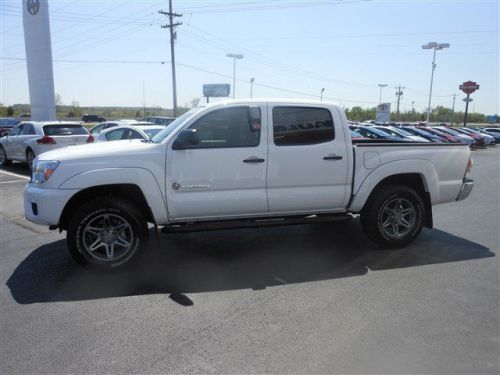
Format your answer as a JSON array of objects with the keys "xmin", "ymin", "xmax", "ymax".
[
  {"xmin": 361, "ymin": 185, "xmax": 425, "ymax": 248},
  {"xmin": 0, "ymin": 146, "xmax": 12, "ymax": 167},
  {"xmin": 67, "ymin": 197, "xmax": 148, "ymax": 271}
]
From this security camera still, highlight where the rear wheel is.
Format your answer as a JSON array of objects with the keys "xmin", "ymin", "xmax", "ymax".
[
  {"xmin": 361, "ymin": 185, "xmax": 425, "ymax": 248},
  {"xmin": 0, "ymin": 146, "xmax": 12, "ymax": 167},
  {"xmin": 67, "ymin": 197, "xmax": 148, "ymax": 271},
  {"xmin": 26, "ymin": 148, "xmax": 35, "ymax": 170}
]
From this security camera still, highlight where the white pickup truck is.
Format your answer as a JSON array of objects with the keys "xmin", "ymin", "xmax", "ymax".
[{"xmin": 24, "ymin": 100, "xmax": 474, "ymax": 270}]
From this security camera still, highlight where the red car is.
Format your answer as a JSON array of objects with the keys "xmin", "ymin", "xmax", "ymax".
[{"xmin": 416, "ymin": 126, "xmax": 462, "ymax": 143}]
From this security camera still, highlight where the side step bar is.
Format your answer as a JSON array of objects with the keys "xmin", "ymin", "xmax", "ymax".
[{"xmin": 161, "ymin": 214, "xmax": 353, "ymax": 234}]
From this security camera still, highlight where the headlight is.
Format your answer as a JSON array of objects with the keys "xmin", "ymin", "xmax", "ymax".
[{"xmin": 32, "ymin": 160, "xmax": 60, "ymax": 184}]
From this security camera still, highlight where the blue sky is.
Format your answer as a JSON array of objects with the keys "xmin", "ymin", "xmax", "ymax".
[{"xmin": 1, "ymin": 0, "xmax": 499, "ymax": 114}]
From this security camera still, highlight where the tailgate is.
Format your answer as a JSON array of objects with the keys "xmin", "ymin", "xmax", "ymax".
[
  {"xmin": 52, "ymin": 135, "xmax": 89, "ymax": 146},
  {"xmin": 43, "ymin": 124, "xmax": 89, "ymax": 146}
]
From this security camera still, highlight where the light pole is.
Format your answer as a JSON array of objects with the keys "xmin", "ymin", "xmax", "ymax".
[
  {"xmin": 250, "ymin": 77, "xmax": 255, "ymax": 98},
  {"xmin": 378, "ymin": 83, "xmax": 387, "ymax": 104},
  {"xmin": 320, "ymin": 88, "xmax": 325, "ymax": 101},
  {"xmin": 451, "ymin": 94, "xmax": 457, "ymax": 124},
  {"xmin": 422, "ymin": 41, "xmax": 450, "ymax": 122},
  {"xmin": 226, "ymin": 53, "xmax": 243, "ymax": 99}
]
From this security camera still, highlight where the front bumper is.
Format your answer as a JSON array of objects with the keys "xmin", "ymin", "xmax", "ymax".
[
  {"xmin": 24, "ymin": 184, "xmax": 76, "ymax": 226},
  {"xmin": 456, "ymin": 178, "xmax": 474, "ymax": 201}
]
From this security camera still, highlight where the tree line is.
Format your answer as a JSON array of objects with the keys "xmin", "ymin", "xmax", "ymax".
[{"xmin": 0, "ymin": 101, "xmax": 497, "ymax": 124}]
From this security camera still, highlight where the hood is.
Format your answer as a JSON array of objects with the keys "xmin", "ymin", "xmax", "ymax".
[
  {"xmin": 33, "ymin": 140, "xmax": 166, "ymax": 189},
  {"xmin": 37, "ymin": 139, "xmax": 159, "ymax": 162}
]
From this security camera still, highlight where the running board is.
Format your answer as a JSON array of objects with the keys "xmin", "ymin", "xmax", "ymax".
[{"xmin": 161, "ymin": 214, "xmax": 352, "ymax": 234}]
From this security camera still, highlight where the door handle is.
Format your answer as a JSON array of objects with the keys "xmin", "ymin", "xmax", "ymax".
[
  {"xmin": 243, "ymin": 157, "xmax": 265, "ymax": 163},
  {"xmin": 323, "ymin": 154, "xmax": 343, "ymax": 160}
]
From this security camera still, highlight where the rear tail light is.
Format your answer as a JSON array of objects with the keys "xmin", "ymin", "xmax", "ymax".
[
  {"xmin": 465, "ymin": 158, "xmax": 473, "ymax": 176},
  {"xmin": 36, "ymin": 136, "xmax": 56, "ymax": 144},
  {"xmin": 87, "ymin": 135, "xmax": 94, "ymax": 143}
]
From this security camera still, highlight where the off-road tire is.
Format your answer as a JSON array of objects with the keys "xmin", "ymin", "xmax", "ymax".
[
  {"xmin": 361, "ymin": 185, "xmax": 425, "ymax": 248},
  {"xmin": 67, "ymin": 197, "xmax": 148, "ymax": 271}
]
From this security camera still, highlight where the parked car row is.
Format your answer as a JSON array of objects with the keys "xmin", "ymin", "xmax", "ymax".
[
  {"xmin": 0, "ymin": 118, "xmax": 175, "ymax": 168},
  {"xmin": 0, "ymin": 122, "xmax": 94, "ymax": 168},
  {"xmin": 82, "ymin": 114, "xmax": 175, "ymax": 126},
  {"xmin": 349, "ymin": 122, "xmax": 498, "ymax": 148}
]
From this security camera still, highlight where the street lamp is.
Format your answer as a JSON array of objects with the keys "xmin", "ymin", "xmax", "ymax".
[
  {"xmin": 320, "ymin": 88, "xmax": 325, "ymax": 101},
  {"xmin": 422, "ymin": 41, "xmax": 450, "ymax": 122},
  {"xmin": 250, "ymin": 77, "xmax": 255, "ymax": 98},
  {"xmin": 226, "ymin": 53, "xmax": 243, "ymax": 99},
  {"xmin": 378, "ymin": 83, "xmax": 387, "ymax": 104}
]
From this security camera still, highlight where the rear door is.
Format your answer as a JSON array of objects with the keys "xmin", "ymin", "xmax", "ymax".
[
  {"xmin": 166, "ymin": 104, "xmax": 268, "ymax": 220},
  {"xmin": 266, "ymin": 105, "xmax": 349, "ymax": 213},
  {"xmin": 18, "ymin": 123, "xmax": 39, "ymax": 157},
  {"xmin": 11, "ymin": 123, "xmax": 28, "ymax": 158}
]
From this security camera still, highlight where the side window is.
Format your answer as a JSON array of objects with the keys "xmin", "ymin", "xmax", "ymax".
[
  {"xmin": 128, "ymin": 130, "xmax": 143, "ymax": 139},
  {"xmin": 21, "ymin": 124, "xmax": 36, "ymax": 135},
  {"xmin": 187, "ymin": 106, "xmax": 260, "ymax": 149},
  {"xmin": 106, "ymin": 129, "xmax": 126, "ymax": 141},
  {"xmin": 91, "ymin": 124, "xmax": 103, "ymax": 134},
  {"xmin": 272, "ymin": 107, "xmax": 334, "ymax": 146}
]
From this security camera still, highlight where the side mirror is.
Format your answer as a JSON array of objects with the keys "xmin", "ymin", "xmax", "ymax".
[{"xmin": 172, "ymin": 129, "xmax": 199, "ymax": 150}]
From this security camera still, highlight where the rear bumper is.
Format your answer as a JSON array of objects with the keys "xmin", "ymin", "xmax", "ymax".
[{"xmin": 456, "ymin": 178, "xmax": 474, "ymax": 201}]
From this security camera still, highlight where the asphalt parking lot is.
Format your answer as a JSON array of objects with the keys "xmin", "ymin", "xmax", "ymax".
[{"xmin": 0, "ymin": 147, "xmax": 499, "ymax": 374}]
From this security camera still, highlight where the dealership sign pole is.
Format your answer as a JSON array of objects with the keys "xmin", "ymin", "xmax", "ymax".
[
  {"xmin": 22, "ymin": 0, "xmax": 56, "ymax": 121},
  {"xmin": 459, "ymin": 81, "xmax": 479, "ymax": 127}
]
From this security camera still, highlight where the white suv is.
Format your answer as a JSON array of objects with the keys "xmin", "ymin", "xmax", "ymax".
[{"xmin": 0, "ymin": 121, "xmax": 93, "ymax": 169}]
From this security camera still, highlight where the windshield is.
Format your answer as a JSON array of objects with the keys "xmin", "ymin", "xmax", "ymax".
[
  {"xmin": 439, "ymin": 127, "xmax": 461, "ymax": 136},
  {"xmin": 143, "ymin": 128, "xmax": 163, "ymax": 139},
  {"xmin": 390, "ymin": 127, "xmax": 413, "ymax": 137},
  {"xmin": 151, "ymin": 109, "xmax": 199, "ymax": 143},
  {"xmin": 362, "ymin": 126, "xmax": 393, "ymax": 137}
]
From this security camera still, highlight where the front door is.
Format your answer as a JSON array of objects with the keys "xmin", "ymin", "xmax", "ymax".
[
  {"xmin": 3, "ymin": 125, "xmax": 21, "ymax": 159},
  {"xmin": 166, "ymin": 105, "xmax": 268, "ymax": 220},
  {"xmin": 266, "ymin": 105, "xmax": 349, "ymax": 213}
]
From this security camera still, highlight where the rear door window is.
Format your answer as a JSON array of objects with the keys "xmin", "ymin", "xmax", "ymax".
[
  {"xmin": 106, "ymin": 129, "xmax": 126, "ymax": 141},
  {"xmin": 272, "ymin": 107, "xmax": 334, "ymax": 146},
  {"xmin": 128, "ymin": 129, "xmax": 144, "ymax": 139},
  {"xmin": 43, "ymin": 125, "xmax": 88, "ymax": 136}
]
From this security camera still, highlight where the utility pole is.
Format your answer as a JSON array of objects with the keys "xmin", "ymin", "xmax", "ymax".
[
  {"xmin": 395, "ymin": 85, "xmax": 405, "ymax": 115},
  {"xmin": 320, "ymin": 88, "xmax": 325, "ymax": 101},
  {"xmin": 142, "ymin": 81, "xmax": 146, "ymax": 118},
  {"xmin": 378, "ymin": 83, "xmax": 387, "ymax": 104},
  {"xmin": 451, "ymin": 93, "xmax": 457, "ymax": 124},
  {"xmin": 250, "ymin": 77, "xmax": 255, "ymax": 98},
  {"xmin": 159, "ymin": 1, "xmax": 182, "ymax": 117}
]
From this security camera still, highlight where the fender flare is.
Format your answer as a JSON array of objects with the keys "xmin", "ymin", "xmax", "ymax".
[
  {"xmin": 59, "ymin": 167, "xmax": 168, "ymax": 224},
  {"xmin": 348, "ymin": 159, "xmax": 439, "ymax": 212}
]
